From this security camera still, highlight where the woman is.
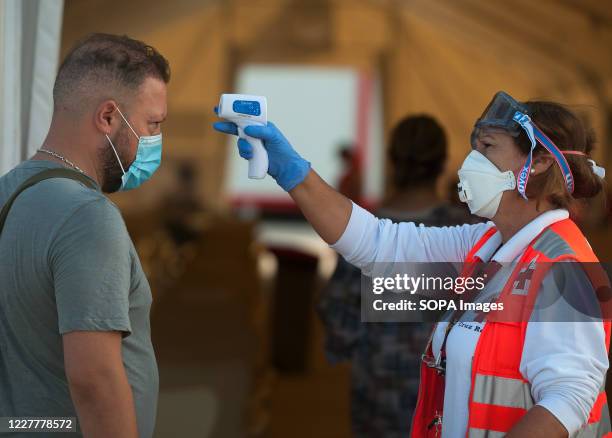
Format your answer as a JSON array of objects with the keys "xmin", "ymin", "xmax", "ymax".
[
  {"xmin": 318, "ymin": 114, "xmax": 476, "ymax": 438},
  {"xmin": 214, "ymin": 91, "xmax": 610, "ymax": 437}
]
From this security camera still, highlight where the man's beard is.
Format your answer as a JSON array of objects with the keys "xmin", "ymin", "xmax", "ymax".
[{"xmin": 100, "ymin": 128, "xmax": 132, "ymax": 193}]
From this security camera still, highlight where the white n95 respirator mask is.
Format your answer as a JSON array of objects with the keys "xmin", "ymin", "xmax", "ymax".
[{"xmin": 457, "ymin": 150, "xmax": 516, "ymax": 219}]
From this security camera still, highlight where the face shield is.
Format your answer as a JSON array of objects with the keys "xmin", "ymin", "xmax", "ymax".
[
  {"xmin": 469, "ymin": 91, "xmax": 576, "ymax": 200},
  {"xmin": 470, "ymin": 91, "xmax": 529, "ymax": 150}
]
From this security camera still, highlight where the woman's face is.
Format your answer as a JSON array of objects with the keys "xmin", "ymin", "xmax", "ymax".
[
  {"xmin": 472, "ymin": 127, "xmax": 526, "ymax": 174},
  {"xmin": 471, "ymin": 127, "xmax": 528, "ymax": 217}
]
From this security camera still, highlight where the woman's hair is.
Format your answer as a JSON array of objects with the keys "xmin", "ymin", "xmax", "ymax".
[
  {"xmin": 388, "ymin": 115, "xmax": 447, "ymax": 189},
  {"xmin": 515, "ymin": 101, "xmax": 604, "ymax": 209}
]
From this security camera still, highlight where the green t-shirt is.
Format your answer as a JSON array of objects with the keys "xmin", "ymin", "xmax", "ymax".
[{"xmin": 0, "ymin": 160, "xmax": 158, "ymax": 437}]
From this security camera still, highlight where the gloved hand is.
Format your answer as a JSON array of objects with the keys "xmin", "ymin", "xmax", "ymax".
[{"xmin": 213, "ymin": 115, "xmax": 311, "ymax": 192}]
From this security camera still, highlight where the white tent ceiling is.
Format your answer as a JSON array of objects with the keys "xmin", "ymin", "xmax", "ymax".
[{"xmin": 0, "ymin": 0, "xmax": 64, "ymax": 175}]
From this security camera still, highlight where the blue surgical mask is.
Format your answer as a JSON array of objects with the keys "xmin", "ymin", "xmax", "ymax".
[{"xmin": 105, "ymin": 106, "xmax": 162, "ymax": 191}]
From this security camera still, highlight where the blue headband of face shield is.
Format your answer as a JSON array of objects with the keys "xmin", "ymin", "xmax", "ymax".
[{"xmin": 470, "ymin": 91, "xmax": 575, "ymax": 200}]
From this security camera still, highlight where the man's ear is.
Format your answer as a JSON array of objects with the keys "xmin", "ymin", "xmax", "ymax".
[
  {"xmin": 94, "ymin": 100, "xmax": 118, "ymax": 135},
  {"xmin": 531, "ymin": 153, "xmax": 555, "ymax": 176}
]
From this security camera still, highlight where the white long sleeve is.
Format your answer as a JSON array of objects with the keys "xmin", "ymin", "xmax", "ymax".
[
  {"xmin": 520, "ymin": 268, "xmax": 609, "ymax": 435},
  {"xmin": 521, "ymin": 320, "xmax": 608, "ymax": 434},
  {"xmin": 330, "ymin": 202, "xmax": 492, "ymax": 275}
]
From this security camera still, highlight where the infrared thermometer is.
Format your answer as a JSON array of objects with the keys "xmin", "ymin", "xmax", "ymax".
[{"xmin": 218, "ymin": 94, "xmax": 268, "ymax": 179}]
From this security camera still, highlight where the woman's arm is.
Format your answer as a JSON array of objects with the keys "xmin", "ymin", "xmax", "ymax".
[
  {"xmin": 214, "ymin": 119, "xmax": 352, "ymax": 244},
  {"xmin": 213, "ymin": 120, "xmax": 491, "ymax": 268},
  {"xmin": 289, "ymin": 169, "xmax": 352, "ymax": 244},
  {"xmin": 506, "ymin": 406, "xmax": 568, "ymax": 438}
]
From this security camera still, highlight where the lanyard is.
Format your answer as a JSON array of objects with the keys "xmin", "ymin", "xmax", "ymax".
[{"xmin": 437, "ymin": 258, "xmax": 503, "ymax": 374}]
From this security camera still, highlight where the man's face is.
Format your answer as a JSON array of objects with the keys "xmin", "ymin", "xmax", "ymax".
[{"xmin": 101, "ymin": 77, "xmax": 167, "ymax": 193}]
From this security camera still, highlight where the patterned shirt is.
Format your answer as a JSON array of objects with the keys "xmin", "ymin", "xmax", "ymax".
[{"xmin": 317, "ymin": 203, "xmax": 477, "ymax": 437}]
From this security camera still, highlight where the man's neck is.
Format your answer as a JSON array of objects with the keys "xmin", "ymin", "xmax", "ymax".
[{"xmin": 32, "ymin": 122, "xmax": 102, "ymax": 185}]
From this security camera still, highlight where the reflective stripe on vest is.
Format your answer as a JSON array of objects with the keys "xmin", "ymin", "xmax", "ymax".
[
  {"xmin": 531, "ymin": 228, "xmax": 575, "ymax": 259},
  {"xmin": 467, "ymin": 428, "xmax": 506, "ymax": 438},
  {"xmin": 472, "ymin": 374, "xmax": 534, "ymax": 410},
  {"xmin": 575, "ymin": 407, "xmax": 611, "ymax": 438}
]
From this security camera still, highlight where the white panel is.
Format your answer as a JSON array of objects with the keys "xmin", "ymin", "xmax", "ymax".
[
  {"xmin": 27, "ymin": 0, "xmax": 64, "ymax": 157},
  {"xmin": 364, "ymin": 73, "xmax": 384, "ymax": 203},
  {"xmin": 0, "ymin": 0, "xmax": 23, "ymax": 175},
  {"xmin": 225, "ymin": 65, "xmax": 357, "ymax": 201}
]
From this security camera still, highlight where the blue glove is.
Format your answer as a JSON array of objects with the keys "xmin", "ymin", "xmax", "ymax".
[{"xmin": 213, "ymin": 117, "xmax": 311, "ymax": 192}]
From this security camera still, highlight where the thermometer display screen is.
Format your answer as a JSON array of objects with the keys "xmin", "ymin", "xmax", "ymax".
[{"xmin": 233, "ymin": 100, "xmax": 261, "ymax": 116}]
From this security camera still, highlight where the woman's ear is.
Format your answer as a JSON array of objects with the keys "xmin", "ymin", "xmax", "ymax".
[{"xmin": 531, "ymin": 154, "xmax": 555, "ymax": 176}]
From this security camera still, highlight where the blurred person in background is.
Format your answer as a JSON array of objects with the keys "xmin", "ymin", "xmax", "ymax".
[
  {"xmin": 0, "ymin": 33, "xmax": 169, "ymax": 438},
  {"xmin": 317, "ymin": 115, "xmax": 474, "ymax": 437},
  {"xmin": 215, "ymin": 91, "xmax": 610, "ymax": 438},
  {"xmin": 162, "ymin": 159, "xmax": 203, "ymax": 246},
  {"xmin": 336, "ymin": 144, "xmax": 363, "ymax": 204}
]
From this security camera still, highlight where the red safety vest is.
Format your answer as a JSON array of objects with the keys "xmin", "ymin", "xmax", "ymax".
[{"xmin": 410, "ymin": 219, "xmax": 612, "ymax": 438}]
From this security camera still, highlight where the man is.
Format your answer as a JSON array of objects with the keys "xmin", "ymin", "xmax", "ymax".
[{"xmin": 0, "ymin": 33, "xmax": 170, "ymax": 438}]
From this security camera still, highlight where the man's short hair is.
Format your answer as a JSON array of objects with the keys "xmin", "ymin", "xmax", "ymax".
[{"xmin": 53, "ymin": 33, "xmax": 170, "ymax": 112}]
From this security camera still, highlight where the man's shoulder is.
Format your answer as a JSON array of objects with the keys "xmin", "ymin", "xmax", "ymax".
[
  {"xmin": 0, "ymin": 163, "xmax": 107, "ymax": 212},
  {"xmin": 17, "ymin": 177, "xmax": 126, "ymax": 234},
  {"xmin": 40, "ymin": 182, "xmax": 131, "ymax": 254},
  {"xmin": 27, "ymin": 176, "xmax": 114, "ymax": 210}
]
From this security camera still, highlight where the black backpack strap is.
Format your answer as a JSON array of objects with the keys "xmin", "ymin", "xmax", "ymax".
[{"xmin": 0, "ymin": 168, "xmax": 98, "ymax": 236}]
